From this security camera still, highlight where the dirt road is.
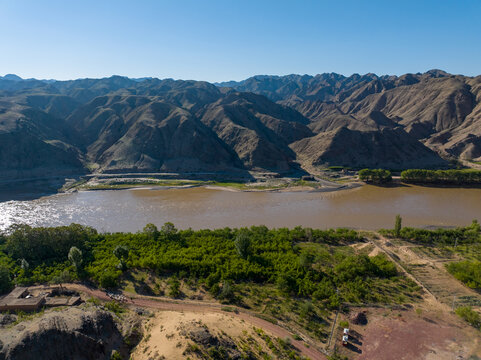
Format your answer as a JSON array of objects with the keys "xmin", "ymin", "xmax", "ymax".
[{"xmin": 38, "ymin": 283, "xmax": 327, "ymax": 360}]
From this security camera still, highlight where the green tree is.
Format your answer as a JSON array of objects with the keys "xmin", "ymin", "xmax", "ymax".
[
  {"xmin": 401, "ymin": 169, "xmax": 481, "ymax": 185},
  {"xmin": 161, "ymin": 222, "xmax": 177, "ymax": 237},
  {"xmin": 50, "ymin": 269, "xmax": 72, "ymax": 289},
  {"xmin": 168, "ymin": 276, "xmax": 181, "ymax": 298},
  {"xmin": 99, "ymin": 270, "xmax": 120, "ymax": 289},
  {"xmin": 359, "ymin": 169, "xmax": 392, "ymax": 184},
  {"xmin": 20, "ymin": 258, "xmax": 30, "ymax": 276},
  {"xmin": 143, "ymin": 223, "xmax": 159, "ymax": 240},
  {"xmin": 219, "ymin": 281, "xmax": 235, "ymax": 301},
  {"xmin": 0, "ymin": 265, "xmax": 13, "ymax": 295},
  {"xmin": 470, "ymin": 219, "xmax": 481, "ymax": 233},
  {"xmin": 113, "ymin": 245, "xmax": 129, "ymax": 270},
  {"xmin": 394, "ymin": 215, "xmax": 402, "ymax": 237},
  {"xmin": 300, "ymin": 301, "xmax": 314, "ymax": 320},
  {"xmin": 68, "ymin": 246, "xmax": 83, "ymax": 270},
  {"xmin": 235, "ymin": 231, "xmax": 251, "ymax": 259}
]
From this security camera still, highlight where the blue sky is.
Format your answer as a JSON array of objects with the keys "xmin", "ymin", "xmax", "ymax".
[{"xmin": 0, "ymin": 0, "xmax": 479, "ymax": 81}]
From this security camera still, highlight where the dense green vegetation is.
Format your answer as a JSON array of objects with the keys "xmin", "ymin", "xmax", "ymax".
[
  {"xmin": 0, "ymin": 224, "xmax": 413, "ymax": 307},
  {"xmin": 446, "ymin": 260, "xmax": 481, "ymax": 290},
  {"xmin": 0, "ymin": 223, "xmax": 427, "ymax": 344},
  {"xmin": 456, "ymin": 306, "xmax": 481, "ymax": 329},
  {"xmin": 358, "ymin": 169, "xmax": 392, "ymax": 184},
  {"xmin": 380, "ymin": 220, "xmax": 481, "ymax": 245},
  {"xmin": 400, "ymin": 169, "xmax": 481, "ymax": 184}
]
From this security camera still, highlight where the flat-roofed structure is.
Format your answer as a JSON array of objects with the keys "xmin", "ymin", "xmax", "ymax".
[
  {"xmin": 0, "ymin": 297, "xmax": 45, "ymax": 312},
  {"xmin": 0, "ymin": 287, "xmax": 83, "ymax": 312},
  {"xmin": 0, "ymin": 287, "xmax": 45, "ymax": 312},
  {"xmin": 44, "ymin": 296, "xmax": 82, "ymax": 307}
]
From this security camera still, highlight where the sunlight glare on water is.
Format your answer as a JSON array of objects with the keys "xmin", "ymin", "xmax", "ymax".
[{"xmin": 1, "ymin": 185, "xmax": 481, "ymax": 232}]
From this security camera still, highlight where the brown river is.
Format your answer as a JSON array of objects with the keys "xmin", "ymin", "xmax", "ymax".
[{"xmin": 1, "ymin": 184, "xmax": 480, "ymax": 232}]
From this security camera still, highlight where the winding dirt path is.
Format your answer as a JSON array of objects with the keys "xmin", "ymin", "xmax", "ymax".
[{"xmin": 35, "ymin": 283, "xmax": 327, "ymax": 360}]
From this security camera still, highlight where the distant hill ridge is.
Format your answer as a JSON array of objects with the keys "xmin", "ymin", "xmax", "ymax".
[{"xmin": 0, "ymin": 70, "xmax": 480, "ymax": 180}]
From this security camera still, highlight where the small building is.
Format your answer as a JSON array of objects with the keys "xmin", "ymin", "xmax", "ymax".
[
  {"xmin": 0, "ymin": 286, "xmax": 82, "ymax": 312},
  {"xmin": 44, "ymin": 296, "xmax": 82, "ymax": 307},
  {"xmin": 0, "ymin": 297, "xmax": 45, "ymax": 312},
  {"xmin": 0, "ymin": 287, "xmax": 45, "ymax": 312},
  {"xmin": 342, "ymin": 335, "xmax": 349, "ymax": 346}
]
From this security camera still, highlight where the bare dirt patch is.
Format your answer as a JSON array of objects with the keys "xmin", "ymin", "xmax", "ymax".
[
  {"xmin": 130, "ymin": 311, "xmax": 305, "ymax": 360},
  {"xmin": 337, "ymin": 308, "xmax": 481, "ymax": 360}
]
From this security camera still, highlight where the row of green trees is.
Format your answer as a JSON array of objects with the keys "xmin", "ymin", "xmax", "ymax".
[
  {"xmin": 358, "ymin": 169, "xmax": 392, "ymax": 184},
  {"xmin": 381, "ymin": 220, "xmax": 481, "ymax": 245},
  {"xmin": 400, "ymin": 169, "xmax": 481, "ymax": 184}
]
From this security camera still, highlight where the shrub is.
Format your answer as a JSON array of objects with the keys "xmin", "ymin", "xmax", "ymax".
[
  {"xmin": 100, "ymin": 270, "xmax": 120, "ymax": 289},
  {"xmin": 371, "ymin": 254, "xmax": 398, "ymax": 278},
  {"xmin": 300, "ymin": 301, "xmax": 314, "ymax": 320},
  {"xmin": 235, "ymin": 230, "xmax": 251, "ymax": 259},
  {"xmin": 339, "ymin": 320, "xmax": 349, "ymax": 328},
  {"xmin": 219, "ymin": 281, "xmax": 234, "ymax": 301},
  {"xmin": 456, "ymin": 306, "xmax": 481, "ymax": 328},
  {"xmin": 110, "ymin": 350, "xmax": 123, "ymax": 360},
  {"xmin": 168, "ymin": 277, "xmax": 181, "ymax": 298},
  {"xmin": 104, "ymin": 301, "xmax": 126, "ymax": 316},
  {"xmin": 447, "ymin": 260, "xmax": 481, "ymax": 289}
]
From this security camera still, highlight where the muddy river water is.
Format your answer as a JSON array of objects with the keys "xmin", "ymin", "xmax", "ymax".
[{"xmin": 1, "ymin": 184, "xmax": 481, "ymax": 232}]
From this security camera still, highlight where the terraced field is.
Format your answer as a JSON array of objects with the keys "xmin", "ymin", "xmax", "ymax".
[
  {"xmin": 407, "ymin": 262, "xmax": 481, "ymax": 309},
  {"xmin": 374, "ymin": 235, "xmax": 481, "ymax": 311}
]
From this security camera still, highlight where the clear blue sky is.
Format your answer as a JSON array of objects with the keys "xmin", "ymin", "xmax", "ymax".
[{"xmin": 0, "ymin": 0, "xmax": 479, "ymax": 82}]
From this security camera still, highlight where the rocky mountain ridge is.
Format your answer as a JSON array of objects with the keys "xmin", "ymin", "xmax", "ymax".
[{"xmin": 1, "ymin": 70, "xmax": 479, "ymax": 181}]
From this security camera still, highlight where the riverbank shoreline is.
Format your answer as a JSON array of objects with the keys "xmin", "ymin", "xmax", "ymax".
[{"xmin": 70, "ymin": 177, "xmax": 363, "ymax": 194}]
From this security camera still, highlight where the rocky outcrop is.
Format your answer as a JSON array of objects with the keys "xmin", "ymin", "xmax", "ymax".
[{"xmin": 0, "ymin": 307, "xmax": 126, "ymax": 360}]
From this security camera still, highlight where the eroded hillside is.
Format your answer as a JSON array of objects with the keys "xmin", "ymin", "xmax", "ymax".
[{"xmin": 2, "ymin": 70, "xmax": 480, "ymax": 180}]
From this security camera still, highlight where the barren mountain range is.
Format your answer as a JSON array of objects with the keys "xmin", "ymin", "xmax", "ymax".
[{"xmin": 1, "ymin": 70, "xmax": 480, "ymax": 180}]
